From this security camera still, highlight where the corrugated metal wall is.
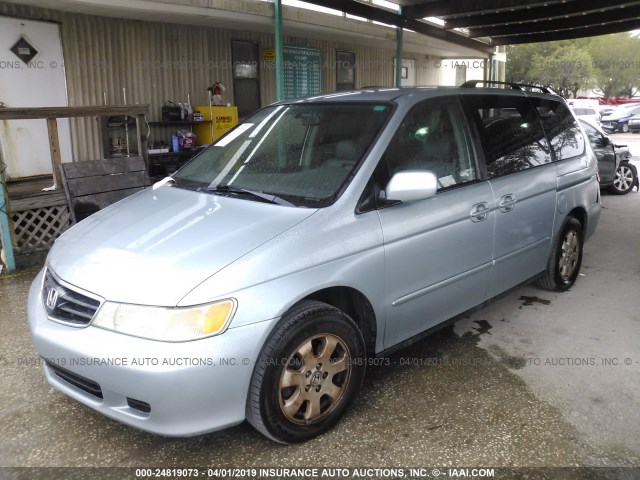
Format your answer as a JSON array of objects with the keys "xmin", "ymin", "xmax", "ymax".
[{"xmin": 0, "ymin": 2, "xmax": 443, "ymax": 162}]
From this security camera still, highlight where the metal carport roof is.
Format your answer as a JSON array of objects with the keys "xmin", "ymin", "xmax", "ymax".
[{"xmin": 304, "ymin": 0, "xmax": 640, "ymax": 51}]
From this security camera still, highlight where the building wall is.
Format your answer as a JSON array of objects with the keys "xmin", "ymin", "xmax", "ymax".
[{"xmin": 0, "ymin": 2, "xmax": 444, "ymax": 162}]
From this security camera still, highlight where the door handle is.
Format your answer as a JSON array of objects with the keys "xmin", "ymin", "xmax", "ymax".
[
  {"xmin": 498, "ymin": 194, "xmax": 516, "ymax": 213},
  {"xmin": 470, "ymin": 202, "xmax": 489, "ymax": 222}
]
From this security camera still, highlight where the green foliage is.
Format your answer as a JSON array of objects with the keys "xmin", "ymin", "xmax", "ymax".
[
  {"xmin": 505, "ymin": 33, "xmax": 640, "ymax": 99},
  {"xmin": 589, "ymin": 33, "xmax": 640, "ymax": 98},
  {"xmin": 529, "ymin": 47, "xmax": 595, "ymax": 98}
]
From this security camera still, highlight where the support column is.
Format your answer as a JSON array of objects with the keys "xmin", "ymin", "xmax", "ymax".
[
  {"xmin": 135, "ymin": 114, "xmax": 149, "ymax": 174},
  {"xmin": 487, "ymin": 53, "xmax": 494, "ymax": 82},
  {"xmin": 0, "ymin": 178, "xmax": 16, "ymax": 272},
  {"xmin": 46, "ymin": 117, "xmax": 63, "ymax": 189},
  {"xmin": 274, "ymin": 0, "xmax": 284, "ymax": 101},
  {"xmin": 395, "ymin": 6, "xmax": 404, "ymax": 88}
]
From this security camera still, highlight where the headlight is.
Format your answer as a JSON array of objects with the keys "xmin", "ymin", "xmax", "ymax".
[{"xmin": 92, "ymin": 299, "xmax": 236, "ymax": 342}]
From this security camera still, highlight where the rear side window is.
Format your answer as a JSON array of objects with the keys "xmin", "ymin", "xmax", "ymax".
[
  {"xmin": 530, "ymin": 98, "xmax": 585, "ymax": 161},
  {"xmin": 461, "ymin": 94, "xmax": 552, "ymax": 178},
  {"xmin": 580, "ymin": 121, "xmax": 601, "ymax": 145}
]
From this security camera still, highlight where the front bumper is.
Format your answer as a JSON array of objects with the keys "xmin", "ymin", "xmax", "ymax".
[{"xmin": 28, "ymin": 270, "xmax": 276, "ymax": 436}]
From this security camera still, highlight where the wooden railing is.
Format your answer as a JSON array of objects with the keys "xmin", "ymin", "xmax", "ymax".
[{"xmin": 0, "ymin": 105, "xmax": 149, "ymax": 272}]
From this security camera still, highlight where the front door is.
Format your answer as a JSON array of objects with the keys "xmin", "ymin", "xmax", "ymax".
[
  {"xmin": 378, "ymin": 99, "xmax": 495, "ymax": 348},
  {"xmin": 0, "ymin": 16, "xmax": 73, "ymax": 179},
  {"xmin": 581, "ymin": 121, "xmax": 616, "ymax": 184}
]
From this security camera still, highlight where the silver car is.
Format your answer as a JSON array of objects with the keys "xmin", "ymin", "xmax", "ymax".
[{"xmin": 28, "ymin": 85, "xmax": 601, "ymax": 443}]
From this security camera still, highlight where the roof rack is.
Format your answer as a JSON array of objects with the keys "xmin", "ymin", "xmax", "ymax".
[{"xmin": 461, "ymin": 80, "xmax": 556, "ymax": 95}]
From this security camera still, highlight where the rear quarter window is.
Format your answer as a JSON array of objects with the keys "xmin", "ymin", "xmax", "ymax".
[
  {"xmin": 461, "ymin": 94, "xmax": 552, "ymax": 178},
  {"xmin": 532, "ymin": 98, "xmax": 586, "ymax": 161}
]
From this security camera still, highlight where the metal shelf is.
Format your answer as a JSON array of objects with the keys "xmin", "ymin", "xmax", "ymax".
[{"xmin": 148, "ymin": 120, "xmax": 211, "ymax": 126}]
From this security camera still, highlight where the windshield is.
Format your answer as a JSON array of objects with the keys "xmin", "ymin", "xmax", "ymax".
[{"xmin": 174, "ymin": 103, "xmax": 391, "ymax": 207}]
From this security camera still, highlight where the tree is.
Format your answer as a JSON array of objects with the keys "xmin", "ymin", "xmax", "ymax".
[
  {"xmin": 505, "ymin": 39, "xmax": 594, "ymax": 96},
  {"xmin": 528, "ymin": 46, "xmax": 595, "ymax": 98},
  {"xmin": 589, "ymin": 33, "xmax": 640, "ymax": 99},
  {"xmin": 505, "ymin": 34, "xmax": 640, "ymax": 100}
]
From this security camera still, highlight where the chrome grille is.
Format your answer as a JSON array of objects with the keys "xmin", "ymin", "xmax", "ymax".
[{"xmin": 42, "ymin": 269, "xmax": 101, "ymax": 326}]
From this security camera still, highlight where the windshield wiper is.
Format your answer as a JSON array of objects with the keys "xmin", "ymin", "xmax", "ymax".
[{"xmin": 204, "ymin": 184, "xmax": 295, "ymax": 207}]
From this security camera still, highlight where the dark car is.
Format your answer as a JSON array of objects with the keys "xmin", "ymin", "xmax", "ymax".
[
  {"xmin": 600, "ymin": 104, "xmax": 640, "ymax": 133},
  {"xmin": 628, "ymin": 113, "xmax": 640, "ymax": 133},
  {"xmin": 580, "ymin": 118, "xmax": 638, "ymax": 195}
]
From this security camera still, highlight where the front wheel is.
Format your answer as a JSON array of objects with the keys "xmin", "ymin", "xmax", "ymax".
[
  {"xmin": 610, "ymin": 162, "xmax": 637, "ymax": 195},
  {"xmin": 246, "ymin": 300, "xmax": 366, "ymax": 443},
  {"xmin": 621, "ymin": 123, "xmax": 629, "ymax": 133},
  {"xmin": 537, "ymin": 217, "xmax": 583, "ymax": 291}
]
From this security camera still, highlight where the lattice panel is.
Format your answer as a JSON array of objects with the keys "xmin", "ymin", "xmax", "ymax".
[{"xmin": 12, "ymin": 205, "xmax": 71, "ymax": 254}]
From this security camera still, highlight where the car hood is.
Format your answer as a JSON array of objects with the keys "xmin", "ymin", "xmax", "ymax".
[{"xmin": 48, "ymin": 186, "xmax": 317, "ymax": 306}]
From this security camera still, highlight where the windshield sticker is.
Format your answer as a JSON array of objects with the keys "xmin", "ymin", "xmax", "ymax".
[
  {"xmin": 215, "ymin": 123, "xmax": 254, "ymax": 147},
  {"xmin": 438, "ymin": 175, "xmax": 456, "ymax": 188}
]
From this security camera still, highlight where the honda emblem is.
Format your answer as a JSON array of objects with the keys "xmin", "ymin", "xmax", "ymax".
[{"xmin": 46, "ymin": 287, "xmax": 59, "ymax": 310}]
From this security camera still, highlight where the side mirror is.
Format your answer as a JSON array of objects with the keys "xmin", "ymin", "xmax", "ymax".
[
  {"xmin": 599, "ymin": 135, "xmax": 610, "ymax": 147},
  {"xmin": 385, "ymin": 170, "xmax": 438, "ymax": 203}
]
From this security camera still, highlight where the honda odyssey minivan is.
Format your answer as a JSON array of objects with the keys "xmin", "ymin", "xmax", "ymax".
[{"xmin": 28, "ymin": 83, "xmax": 601, "ymax": 443}]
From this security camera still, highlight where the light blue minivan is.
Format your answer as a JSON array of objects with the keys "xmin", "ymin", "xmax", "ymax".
[{"xmin": 29, "ymin": 84, "xmax": 601, "ymax": 443}]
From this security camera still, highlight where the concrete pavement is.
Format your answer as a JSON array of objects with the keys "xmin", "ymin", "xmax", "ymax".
[{"xmin": 0, "ymin": 190, "xmax": 639, "ymax": 473}]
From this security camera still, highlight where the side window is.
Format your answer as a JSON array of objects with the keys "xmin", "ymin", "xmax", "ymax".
[
  {"xmin": 336, "ymin": 51, "xmax": 355, "ymax": 91},
  {"xmin": 580, "ymin": 121, "xmax": 600, "ymax": 146},
  {"xmin": 461, "ymin": 94, "xmax": 552, "ymax": 178},
  {"xmin": 530, "ymin": 98, "xmax": 585, "ymax": 161},
  {"xmin": 383, "ymin": 100, "xmax": 477, "ymax": 189}
]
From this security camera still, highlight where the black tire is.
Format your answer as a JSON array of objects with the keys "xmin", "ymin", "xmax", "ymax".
[
  {"xmin": 609, "ymin": 161, "xmax": 637, "ymax": 195},
  {"xmin": 537, "ymin": 217, "xmax": 583, "ymax": 291},
  {"xmin": 621, "ymin": 123, "xmax": 629, "ymax": 133},
  {"xmin": 246, "ymin": 300, "xmax": 366, "ymax": 443}
]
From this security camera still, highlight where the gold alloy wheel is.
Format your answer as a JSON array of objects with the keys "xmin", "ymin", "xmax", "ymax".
[
  {"xmin": 278, "ymin": 333, "xmax": 351, "ymax": 425},
  {"xmin": 559, "ymin": 230, "xmax": 580, "ymax": 281}
]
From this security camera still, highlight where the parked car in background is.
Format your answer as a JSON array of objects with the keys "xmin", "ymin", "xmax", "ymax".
[
  {"xmin": 597, "ymin": 106, "xmax": 615, "ymax": 120},
  {"xmin": 572, "ymin": 107, "xmax": 600, "ymax": 125},
  {"xmin": 567, "ymin": 98, "xmax": 600, "ymax": 110},
  {"xmin": 580, "ymin": 118, "xmax": 638, "ymax": 195},
  {"xmin": 627, "ymin": 114, "xmax": 640, "ymax": 133},
  {"xmin": 601, "ymin": 103, "xmax": 640, "ymax": 133}
]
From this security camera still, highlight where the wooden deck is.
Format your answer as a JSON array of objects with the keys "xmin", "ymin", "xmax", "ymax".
[{"xmin": 6, "ymin": 176, "xmax": 67, "ymax": 212}]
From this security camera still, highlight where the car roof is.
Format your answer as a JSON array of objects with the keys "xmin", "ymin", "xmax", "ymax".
[{"xmin": 275, "ymin": 86, "xmax": 563, "ymax": 106}]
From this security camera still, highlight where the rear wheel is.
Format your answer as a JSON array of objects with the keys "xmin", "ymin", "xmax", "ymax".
[
  {"xmin": 537, "ymin": 217, "xmax": 583, "ymax": 291},
  {"xmin": 610, "ymin": 162, "xmax": 636, "ymax": 195},
  {"xmin": 246, "ymin": 300, "xmax": 365, "ymax": 443}
]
